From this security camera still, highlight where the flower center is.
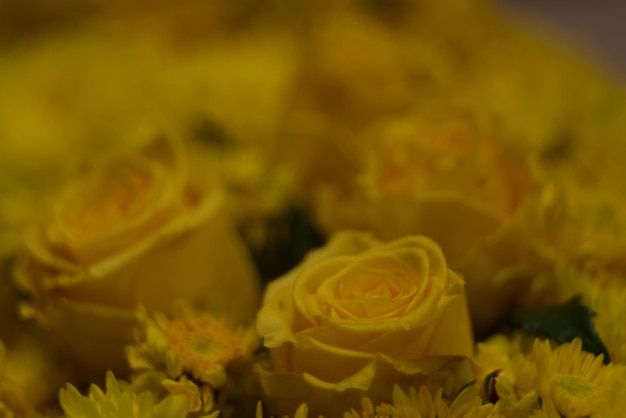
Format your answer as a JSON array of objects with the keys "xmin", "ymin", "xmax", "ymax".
[
  {"xmin": 552, "ymin": 374, "xmax": 597, "ymax": 400},
  {"xmin": 165, "ymin": 318, "xmax": 241, "ymax": 382},
  {"xmin": 339, "ymin": 268, "xmax": 405, "ymax": 300}
]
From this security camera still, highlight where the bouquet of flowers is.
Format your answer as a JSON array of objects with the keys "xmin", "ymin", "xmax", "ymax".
[{"xmin": 1, "ymin": 1, "xmax": 626, "ymax": 417}]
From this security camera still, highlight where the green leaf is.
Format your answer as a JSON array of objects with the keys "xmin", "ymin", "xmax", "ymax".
[
  {"xmin": 507, "ymin": 295, "xmax": 611, "ymax": 363},
  {"xmin": 244, "ymin": 206, "xmax": 326, "ymax": 284}
]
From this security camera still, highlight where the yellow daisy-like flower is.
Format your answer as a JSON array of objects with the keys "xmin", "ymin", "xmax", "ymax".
[
  {"xmin": 527, "ymin": 398, "xmax": 561, "ymax": 418},
  {"xmin": 592, "ymin": 379, "xmax": 626, "ymax": 417},
  {"xmin": 346, "ymin": 384, "xmax": 494, "ymax": 418},
  {"xmin": 474, "ymin": 333, "xmax": 531, "ymax": 391},
  {"xmin": 127, "ymin": 305, "xmax": 259, "ymax": 414},
  {"xmin": 59, "ymin": 371, "xmax": 189, "ymax": 418},
  {"xmin": 490, "ymin": 374, "xmax": 539, "ymax": 418},
  {"xmin": 161, "ymin": 375, "xmax": 214, "ymax": 414},
  {"xmin": 256, "ymin": 401, "xmax": 310, "ymax": 418},
  {"xmin": 531, "ymin": 338, "xmax": 625, "ymax": 417},
  {"xmin": 474, "ymin": 331, "xmax": 541, "ymax": 408}
]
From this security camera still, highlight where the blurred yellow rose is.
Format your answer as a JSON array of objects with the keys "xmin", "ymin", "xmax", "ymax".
[
  {"xmin": 256, "ymin": 231, "xmax": 473, "ymax": 416},
  {"xmin": 14, "ymin": 137, "xmax": 260, "ymax": 374}
]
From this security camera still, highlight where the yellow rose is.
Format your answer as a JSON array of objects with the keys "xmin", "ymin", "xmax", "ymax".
[
  {"xmin": 313, "ymin": 110, "xmax": 538, "ymax": 334},
  {"xmin": 256, "ymin": 231, "xmax": 473, "ymax": 417},
  {"xmin": 14, "ymin": 138, "xmax": 260, "ymax": 374}
]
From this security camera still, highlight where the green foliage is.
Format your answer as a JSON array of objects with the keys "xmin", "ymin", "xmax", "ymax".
[
  {"xmin": 507, "ymin": 295, "xmax": 610, "ymax": 363},
  {"xmin": 247, "ymin": 206, "xmax": 326, "ymax": 284}
]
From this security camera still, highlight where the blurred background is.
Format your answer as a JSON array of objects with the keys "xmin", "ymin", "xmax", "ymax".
[
  {"xmin": 502, "ymin": 0, "xmax": 626, "ymax": 78},
  {"xmin": 0, "ymin": 0, "xmax": 623, "ymax": 259},
  {"xmin": 1, "ymin": 0, "xmax": 623, "ymax": 76}
]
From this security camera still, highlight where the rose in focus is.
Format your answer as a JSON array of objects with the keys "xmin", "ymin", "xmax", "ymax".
[
  {"xmin": 256, "ymin": 231, "xmax": 473, "ymax": 416},
  {"xmin": 14, "ymin": 137, "xmax": 260, "ymax": 374}
]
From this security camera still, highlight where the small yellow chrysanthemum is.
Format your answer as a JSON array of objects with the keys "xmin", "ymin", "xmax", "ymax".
[
  {"xmin": 491, "ymin": 374, "xmax": 540, "ymax": 418},
  {"xmin": 475, "ymin": 334, "xmax": 519, "ymax": 378},
  {"xmin": 256, "ymin": 401, "xmax": 310, "ymax": 418},
  {"xmin": 346, "ymin": 384, "xmax": 494, "ymax": 418},
  {"xmin": 342, "ymin": 397, "xmax": 377, "ymax": 418},
  {"xmin": 127, "ymin": 305, "xmax": 259, "ymax": 414},
  {"xmin": 161, "ymin": 375, "xmax": 214, "ymax": 413},
  {"xmin": 531, "ymin": 338, "xmax": 624, "ymax": 417},
  {"xmin": 474, "ymin": 331, "xmax": 542, "ymax": 412},
  {"xmin": 477, "ymin": 334, "xmax": 626, "ymax": 417},
  {"xmin": 59, "ymin": 371, "xmax": 189, "ymax": 418},
  {"xmin": 592, "ymin": 378, "xmax": 626, "ymax": 417},
  {"xmin": 164, "ymin": 315, "xmax": 244, "ymax": 386},
  {"xmin": 527, "ymin": 398, "xmax": 561, "ymax": 418},
  {"xmin": 474, "ymin": 332, "xmax": 533, "ymax": 394}
]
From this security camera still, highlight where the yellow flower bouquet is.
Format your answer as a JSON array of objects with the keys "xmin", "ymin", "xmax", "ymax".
[{"xmin": 1, "ymin": 1, "xmax": 626, "ymax": 417}]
